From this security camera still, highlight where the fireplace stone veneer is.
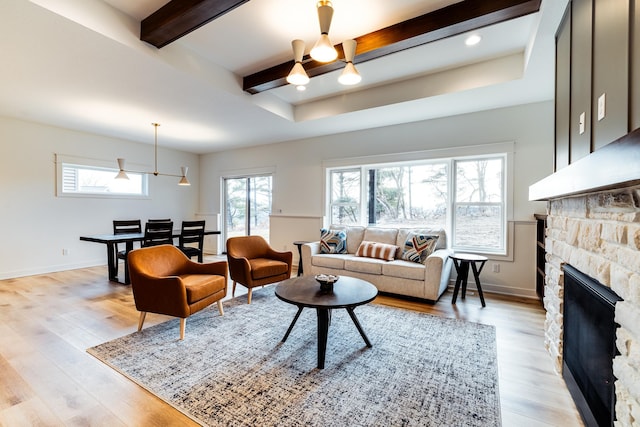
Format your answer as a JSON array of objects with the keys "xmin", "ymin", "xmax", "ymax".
[{"xmin": 543, "ymin": 186, "xmax": 640, "ymax": 426}]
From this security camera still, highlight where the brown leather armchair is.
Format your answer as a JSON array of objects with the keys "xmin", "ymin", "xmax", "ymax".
[
  {"xmin": 226, "ymin": 236, "xmax": 292, "ymax": 304},
  {"xmin": 127, "ymin": 244, "xmax": 227, "ymax": 340}
]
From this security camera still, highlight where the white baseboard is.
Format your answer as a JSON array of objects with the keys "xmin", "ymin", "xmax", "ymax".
[
  {"xmin": 447, "ymin": 280, "xmax": 538, "ymax": 300},
  {"xmin": 0, "ymin": 260, "xmax": 105, "ymax": 281}
]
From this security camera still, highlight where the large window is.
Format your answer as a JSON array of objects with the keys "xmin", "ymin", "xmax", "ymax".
[
  {"xmin": 453, "ymin": 157, "xmax": 505, "ymax": 252},
  {"xmin": 223, "ymin": 175, "xmax": 272, "ymax": 241},
  {"xmin": 327, "ymin": 153, "xmax": 507, "ymax": 254},
  {"xmin": 329, "ymin": 169, "xmax": 360, "ymax": 225},
  {"xmin": 370, "ymin": 163, "xmax": 448, "ymax": 229},
  {"xmin": 56, "ymin": 155, "xmax": 148, "ymax": 197}
]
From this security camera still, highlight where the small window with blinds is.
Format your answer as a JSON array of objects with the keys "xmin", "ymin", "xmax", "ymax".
[{"xmin": 55, "ymin": 154, "xmax": 148, "ymax": 198}]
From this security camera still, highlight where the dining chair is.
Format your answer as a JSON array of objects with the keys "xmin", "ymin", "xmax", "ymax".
[
  {"xmin": 147, "ymin": 218, "xmax": 171, "ymax": 222},
  {"xmin": 177, "ymin": 220, "xmax": 206, "ymax": 262},
  {"xmin": 142, "ymin": 221, "xmax": 174, "ymax": 247},
  {"xmin": 113, "ymin": 219, "xmax": 142, "ymax": 285}
]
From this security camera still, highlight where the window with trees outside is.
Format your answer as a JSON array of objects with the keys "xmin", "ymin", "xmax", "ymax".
[{"xmin": 328, "ymin": 154, "xmax": 506, "ymax": 254}]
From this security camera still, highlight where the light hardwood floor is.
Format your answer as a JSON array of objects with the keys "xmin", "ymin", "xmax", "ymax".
[{"xmin": 0, "ymin": 259, "xmax": 583, "ymax": 426}]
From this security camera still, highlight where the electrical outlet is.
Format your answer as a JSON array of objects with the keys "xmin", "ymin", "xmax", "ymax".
[
  {"xmin": 492, "ymin": 263, "xmax": 500, "ymax": 273},
  {"xmin": 62, "ymin": 248, "xmax": 69, "ymax": 256},
  {"xmin": 579, "ymin": 112, "xmax": 585, "ymax": 134}
]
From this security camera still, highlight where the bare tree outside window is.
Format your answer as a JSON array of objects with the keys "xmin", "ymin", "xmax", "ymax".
[
  {"xmin": 453, "ymin": 158, "xmax": 504, "ymax": 251},
  {"xmin": 326, "ymin": 154, "xmax": 506, "ymax": 254},
  {"xmin": 330, "ymin": 169, "xmax": 360, "ymax": 225},
  {"xmin": 373, "ymin": 163, "xmax": 447, "ymax": 229},
  {"xmin": 224, "ymin": 176, "xmax": 272, "ymax": 240}
]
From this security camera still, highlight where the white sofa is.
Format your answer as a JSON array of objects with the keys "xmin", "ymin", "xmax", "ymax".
[{"xmin": 301, "ymin": 225, "xmax": 453, "ymax": 302}]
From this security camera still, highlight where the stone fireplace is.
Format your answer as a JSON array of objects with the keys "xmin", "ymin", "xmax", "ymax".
[
  {"xmin": 529, "ymin": 127, "xmax": 640, "ymax": 426},
  {"xmin": 541, "ymin": 187, "xmax": 640, "ymax": 425}
]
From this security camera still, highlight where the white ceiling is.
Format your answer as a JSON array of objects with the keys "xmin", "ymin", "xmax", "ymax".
[{"xmin": 0, "ymin": 0, "xmax": 568, "ymax": 154}]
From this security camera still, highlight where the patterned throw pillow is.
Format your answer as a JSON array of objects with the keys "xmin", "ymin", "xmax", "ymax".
[
  {"xmin": 355, "ymin": 241, "xmax": 398, "ymax": 261},
  {"xmin": 402, "ymin": 233, "xmax": 438, "ymax": 264},
  {"xmin": 320, "ymin": 228, "xmax": 347, "ymax": 254}
]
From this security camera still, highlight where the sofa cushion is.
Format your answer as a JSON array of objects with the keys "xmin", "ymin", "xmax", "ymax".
[
  {"xmin": 362, "ymin": 227, "xmax": 398, "ymax": 246},
  {"xmin": 401, "ymin": 233, "xmax": 438, "ymax": 264},
  {"xmin": 319, "ymin": 228, "xmax": 347, "ymax": 254},
  {"xmin": 345, "ymin": 226, "xmax": 365, "ymax": 253},
  {"xmin": 344, "ymin": 257, "xmax": 385, "ymax": 275},
  {"xmin": 329, "ymin": 225, "xmax": 365, "ymax": 254},
  {"xmin": 355, "ymin": 241, "xmax": 398, "ymax": 261},
  {"xmin": 311, "ymin": 253, "xmax": 350, "ymax": 269},
  {"xmin": 382, "ymin": 260, "xmax": 426, "ymax": 281}
]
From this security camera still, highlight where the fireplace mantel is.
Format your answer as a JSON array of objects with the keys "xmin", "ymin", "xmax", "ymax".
[{"xmin": 529, "ymin": 127, "xmax": 640, "ymax": 201}]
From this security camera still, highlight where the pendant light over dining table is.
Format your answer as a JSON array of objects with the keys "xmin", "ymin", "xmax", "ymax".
[
  {"xmin": 115, "ymin": 123, "xmax": 190, "ymax": 186},
  {"xmin": 286, "ymin": 0, "xmax": 361, "ymax": 88}
]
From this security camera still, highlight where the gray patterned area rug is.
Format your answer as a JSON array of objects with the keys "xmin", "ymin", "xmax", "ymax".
[{"xmin": 88, "ymin": 287, "xmax": 501, "ymax": 426}]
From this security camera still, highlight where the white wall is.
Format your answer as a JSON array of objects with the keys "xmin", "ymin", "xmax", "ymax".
[
  {"xmin": 201, "ymin": 101, "xmax": 554, "ymax": 298},
  {"xmin": 0, "ymin": 117, "xmax": 201, "ymax": 279}
]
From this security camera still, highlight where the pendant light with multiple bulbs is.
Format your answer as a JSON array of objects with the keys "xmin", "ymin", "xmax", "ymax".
[
  {"xmin": 286, "ymin": 0, "xmax": 361, "ymax": 88},
  {"xmin": 115, "ymin": 123, "xmax": 190, "ymax": 186}
]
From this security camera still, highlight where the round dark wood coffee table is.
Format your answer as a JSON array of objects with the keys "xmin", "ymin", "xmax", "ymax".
[{"xmin": 275, "ymin": 275, "xmax": 378, "ymax": 369}]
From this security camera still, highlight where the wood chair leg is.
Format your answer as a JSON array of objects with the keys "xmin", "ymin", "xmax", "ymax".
[
  {"xmin": 179, "ymin": 318, "xmax": 186, "ymax": 340},
  {"xmin": 247, "ymin": 288, "xmax": 252, "ymax": 304},
  {"xmin": 137, "ymin": 312, "xmax": 146, "ymax": 331},
  {"xmin": 217, "ymin": 300, "xmax": 224, "ymax": 316},
  {"xmin": 232, "ymin": 281, "xmax": 237, "ymax": 297}
]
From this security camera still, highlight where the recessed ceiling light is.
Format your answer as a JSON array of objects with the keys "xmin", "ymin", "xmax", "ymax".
[
  {"xmin": 465, "ymin": 34, "xmax": 482, "ymax": 46},
  {"xmin": 296, "ymin": 85, "xmax": 306, "ymax": 92}
]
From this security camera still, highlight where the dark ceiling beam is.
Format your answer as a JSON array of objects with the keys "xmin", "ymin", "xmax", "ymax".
[
  {"xmin": 243, "ymin": 0, "xmax": 541, "ymax": 94},
  {"xmin": 141, "ymin": 0, "xmax": 249, "ymax": 48}
]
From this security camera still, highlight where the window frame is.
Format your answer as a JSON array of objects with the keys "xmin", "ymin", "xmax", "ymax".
[
  {"xmin": 451, "ymin": 155, "xmax": 507, "ymax": 254},
  {"xmin": 328, "ymin": 168, "xmax": 363, "ymax": 226},
  {"xmin": 55, "ymin": 154, "xmax": 150, "ymax": 199},
  {"xmin": 322, "ymin": 143, "xmax": 514, "ymax": 257}
]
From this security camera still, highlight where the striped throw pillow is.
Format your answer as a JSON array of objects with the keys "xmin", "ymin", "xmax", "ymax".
[{"xmin": 355, "ymin": 241, "xmax": 398, "ymax": 261}]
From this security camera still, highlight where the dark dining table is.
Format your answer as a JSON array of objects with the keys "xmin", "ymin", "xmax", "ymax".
[{"xmin": 79, "ymin": 230, "xmax": 221, "ymax": 284}]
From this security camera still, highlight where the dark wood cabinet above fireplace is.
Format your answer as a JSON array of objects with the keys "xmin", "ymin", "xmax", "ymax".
[
  {"xmin": 553, "ymin": 0, "xmax": 635, "ymax": 171},
  {"xmin": 532, "ymin": 0, "xmax": 640, "ymax": 201}
]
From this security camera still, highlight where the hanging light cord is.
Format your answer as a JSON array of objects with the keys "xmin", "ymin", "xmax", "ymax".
[{"xmin": 153, "ymin": 122, "xmax": 159, "ymax": 176}]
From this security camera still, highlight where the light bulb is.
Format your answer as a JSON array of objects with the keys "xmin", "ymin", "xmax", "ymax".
[
  {"xmin": 310, "ymin": 34, "xmax": 337, "ymax": 62},
  {"xmin": 338, "ymin": 62, "xmax": 361, "ymax": 85}
]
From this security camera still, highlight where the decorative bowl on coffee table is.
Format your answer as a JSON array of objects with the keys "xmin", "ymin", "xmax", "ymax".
[{"xmin": 315, "ymin": 274, "xmax": 339, "ymax": 293}]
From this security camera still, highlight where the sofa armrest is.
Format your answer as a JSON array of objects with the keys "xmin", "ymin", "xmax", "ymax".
[
  {"xmin": 424, "ymin": 249, "xmax": 453, "ymax": 280},
  {"xmin": 424, "ymin": 248, "xmax": 452, "ymax": 267},
  {"xmin": 424, "ymin": 248, "xmax": 454, "ymax": 297},
  {"xmin": 301, "ymin": 241, "xmax": 321, "ymax": 276}
]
